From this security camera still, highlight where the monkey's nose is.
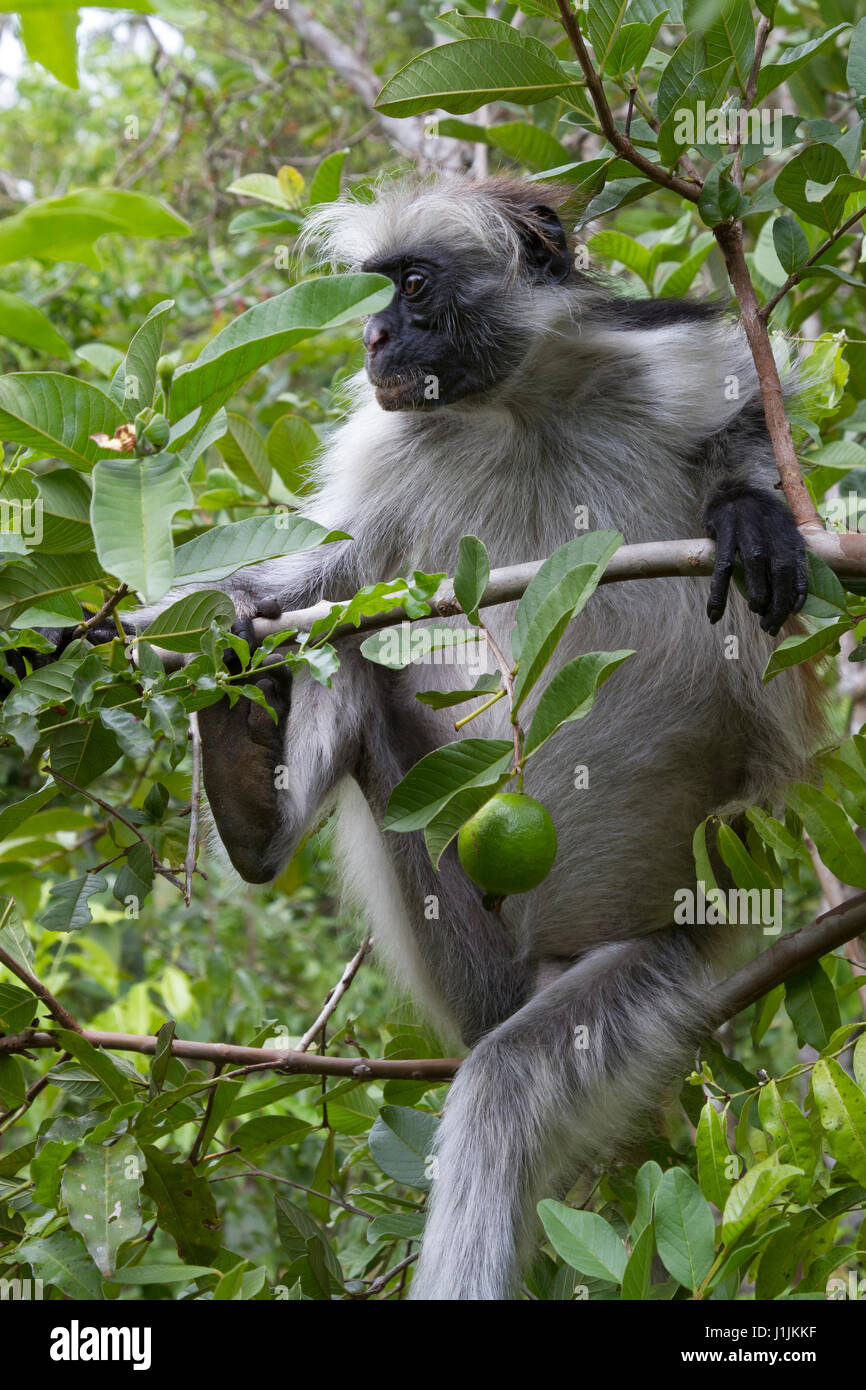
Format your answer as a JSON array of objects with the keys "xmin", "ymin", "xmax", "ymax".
[{"xmin": 364, "ymin": 324, "xmax": 389, "ymax": 357}]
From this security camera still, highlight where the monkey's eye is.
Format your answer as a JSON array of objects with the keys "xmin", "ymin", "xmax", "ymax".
[{"xmin": 401, "ymin": 270, "xmax": 427, "ymax": 298}]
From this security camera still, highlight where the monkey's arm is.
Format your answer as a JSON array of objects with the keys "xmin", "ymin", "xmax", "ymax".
[{"xmin": 697, "ymin": 410, "xmax": 809, "ymax": 635}]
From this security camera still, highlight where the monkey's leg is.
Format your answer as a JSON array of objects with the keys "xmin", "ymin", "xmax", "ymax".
[{"xmin": 409, "ymin": 928, "xmax": 722, "ymax": 1301}]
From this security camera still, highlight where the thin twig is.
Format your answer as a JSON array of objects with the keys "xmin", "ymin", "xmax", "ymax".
[
  {"xmin": 184, "ymin": 711, "xmax": 202, "ymax": 905},
  {"xmin": 0, "ymin": 907, "xmax": 80, "ymax": 1032},
  {"xmin": 298, "ymin": 933, "xmax": 373, "ymax": 1052}
]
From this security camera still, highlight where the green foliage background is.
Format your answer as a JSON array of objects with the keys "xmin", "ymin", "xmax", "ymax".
[{"xmin": 0, "ymin": 0, "xmax": 866, "ymax": 1302}]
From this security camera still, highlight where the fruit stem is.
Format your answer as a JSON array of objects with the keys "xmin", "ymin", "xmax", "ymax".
[
  {"xmin": 453, "ymin": 686, "xmax": 507, "ymax": 730},
  {"xmin": 477, "ymin": 618, "xmax": 525, "ymax": 777}
]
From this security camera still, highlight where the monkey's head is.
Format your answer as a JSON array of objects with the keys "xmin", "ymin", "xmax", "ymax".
[{"xmin": 303, "ymin": 177, "xmax": 576, "ymax": 411}]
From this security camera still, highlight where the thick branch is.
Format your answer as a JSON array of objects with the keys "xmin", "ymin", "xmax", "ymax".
[
  {"xmin": 714, "ymin": 224, "xmax": 821, "ymax": 529},
  {"xmin": 156, "ymin": 533, "xmax": 866, "ymax": 669},
  {"xmin": 2, "ymin": 891, "xmax": 866, "ymax": 1079},
  {"xmin": 0, "ymin": 1028, "xmax": 460, "ymax": 1078}
]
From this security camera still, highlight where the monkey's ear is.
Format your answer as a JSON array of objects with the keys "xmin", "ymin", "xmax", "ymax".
[{"xmin": 521, "ymin": 204, "xmax": 572, "ymax": 283}]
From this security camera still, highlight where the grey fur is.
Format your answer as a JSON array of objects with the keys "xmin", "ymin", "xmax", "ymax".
[{"xmin": 143, "ymin": 176, "xmax": 822, "ymax": 1299}]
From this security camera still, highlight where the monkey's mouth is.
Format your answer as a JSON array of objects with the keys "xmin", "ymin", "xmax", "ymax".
[{"xmin": 366, "ymin": 363, "xmax": 434, "ymax": 411}]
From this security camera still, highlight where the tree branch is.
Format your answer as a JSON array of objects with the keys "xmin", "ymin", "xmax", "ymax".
[
  {"xmin": 555, "ymin": 0, "xmax": 701, "ymax": 202},
  {"xmin": 2, "ymin": 889, "xmax": 865, "ymax": 1079},
  {"xmin": 278, "ymin": 0, "xmax": 466, "ymax": 169},
  {"xmin": 156, "ymin": 533, "xmax": 866, "ymax": 669}
]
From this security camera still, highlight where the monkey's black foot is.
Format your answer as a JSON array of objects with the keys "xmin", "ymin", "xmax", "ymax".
[
  {"xmin": 705, "ymin": 487, "xmax": 808, "ymax": 636},
  {"xmin": 228, "ymin": 596, "xmax": 282, "ymax": 657},
  {"xmin": 0, "ymin": 615, "xmax": 128, "ymax": 695}
]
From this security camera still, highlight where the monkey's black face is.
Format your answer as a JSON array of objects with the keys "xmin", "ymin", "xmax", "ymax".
[{"xmin": 360, "ymin": 253, "xmax": 519, "ymax": 411}]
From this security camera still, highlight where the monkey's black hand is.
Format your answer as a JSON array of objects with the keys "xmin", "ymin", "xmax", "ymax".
[
  {"xmin": 705, "ymin": 487, "xmax": 808, "ymax": 636},
  {"xmin": 197, "ymin": 657, "xmax": 293, "ymax": 884},
  {"xmin": 0, "ymin": 617, "xmax": 127, "ymax": 697}
]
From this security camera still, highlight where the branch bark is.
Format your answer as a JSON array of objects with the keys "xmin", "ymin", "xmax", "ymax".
[{"xmin": 156, "ymin": 532, "xmax": 866, "ymax": 669}]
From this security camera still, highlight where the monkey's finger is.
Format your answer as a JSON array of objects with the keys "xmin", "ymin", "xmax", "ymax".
[
  {"xmin": 762, "ymin": 560, "xmax": 797, "ymax": 636},
  {"xmin": 707, "ymin": 519, "xmax": 736, "ymax": 623},
  {"xmin": 792, "ymin": 547, "xmax": 809, "ymax": 614},
  {"xmin": 255, "ymin": 598, "xmax": 282, "ymax": 621},
  {"xmin": 741, "ymin": 544, "xmax": 772, "ymax": 616}
]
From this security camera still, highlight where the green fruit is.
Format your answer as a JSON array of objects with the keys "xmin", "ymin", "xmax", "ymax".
[{"xmin": 457, "ymin": 793, "xmax": 557, "ymax": 897}]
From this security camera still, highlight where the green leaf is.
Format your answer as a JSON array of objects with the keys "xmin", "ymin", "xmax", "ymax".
[
  {"xmin": 0, "ymin": 373, "xmax": 125, "ymax": 469},
  {"xmin": 621, "ymin": 1222, "xmax": 654, "ymax": 1300},
  {"xmin": 108, "ymin": 1263, "xmax": 218, "ymax": 1285},
  {"xmin": 368, "ymin": 1106, "xmax": 438, "ymax": 1189},
  {"xmin": 19, "ymin": 6, "xmax": 79, "ymax": 86},
  {"xmin": 524, "ymin": 650, "xmax": 633, "ymax": 755},
  {"xmin": 696, "ymin": 1100, "xmax": 734, "ymax": 1210},
  {"xmin": 772, "ymin": 216, "xmax": 809, "ymax": 275},
  {"xmin": 0, "ymin": 188, "xmax": 189, "ymax": 269},
  {"xmin": 0, "ymin": 896, "xmax": 34, "ymax": 972},
  {"xmin": 785, "ymin": 782, "xmax": 866, "ymax": 889},
  {"xmin": 265, "ymin": 414, "xmax": 318, "ymax": 494},
  {"xmin": 308, "ymin": 149, "xmax": 349, "ymax": 205},
  {"xmin": 811, "ymin": 1057, "xmax": 866, "ymax": 1185},
  {"xmin": 703, "ymin": 0, "xmax": 754, "ymax": 91},
  {"xmin": 757, "ymin": 25, "xmax": 849, "ymax": 102},
  {"xmin": 0, "ymin": 552, "xmax": 102, "ymax": 628},
  {"xmin": 757, "ymin": 1080, "xmax": 819, "ymax": 1200},
  {"xmin": 762, "ymin": 618, "xmax": 847, "ymax": 682},
  {"xmin": 784, "ymin": 961, "xmax": 841, "ymax": 1052},
  {"xmin": 231, "ymin": 1115, "xmax": 312, "ymax": 1154},
  {"xmin": 849, "ymin": 17, "xmax": 866, "ymax": 96},
  {"xmin": 91, "ymin": 453, "xmax": 193, "ymax": 602},
  {"xmin": 360, "ymin": 625, "xmax": 485, "ymax": 670},
  {"xmin": 453, "ymin": 535, "xmax": 490, "ymax": 624},
  {"xmin": 18, "ymin": 1231, "xmax": 104, "ymax": 1301},
  {"xmin": 141, "ymin": 1145, "xmax": 222, "ymax": 1265},
  {"xmin": 587, "ymin": 0, "xmax": 629, "ymax": 74},
  {"xmin": 721, "ymin": 1156, "xmax": 804, "ymax": 1244},
  {"xmin": 415, "ymin": 672, "xmax": 501, "ymax": 709},
  {"xmin": 423, "ymin": 781, "xmax": 507, "ymax": 868},
  {"xmin": 61, "ymin": 1134, "xmax": 144, "ymax": 1278},
  {"xmin": 98, "ymin": 708, "xmax": 153, "ymax": 758},
  {"xmin": 47, "ymin": 719, "xmax": 121, "ymax": 788},
  {"xmin": 172, "ymin": 514, "xmax": 347, "ymax": 587},
  {"xmin": 56, "ymin": 1028, "xmax": 137, "ymax": 1102},
  {"xmin": 0, "ymin": 290, "xmax": 71, "ymax": 357},
  {"xmin": 382, "ymin": 738, "xmax": 514, "ymax": 832},
  {"xmin": 775, "ymin": 144, "xmax": 852, "ymax": 233},
  {"xmin": 114, "ymin": 299, "xmax": 174, "ymax": 419},
  {"xmin": 744, "ymin": 806, "xmax": 810, "ymax": 866},
  {"xmin": 35, "ymin": 469, "xmax": 95, "ymax": 553},
  {"xmin": 0, "ymin": 980, "xmax": 38, "ymax": 1032},
  {"xmin": 654, "ymin": 1167, "xmax": 715, "ymax": 1291},
  {"xmin": 139, "ymin": 590, "xmax": 236, "ymax": 652},
  {"xmin": 375, "ymin": 39, "xmax": 572, "ymax": 118},
  {"xmin": 537, "ymin": 1199, "xmax": 627, "ymax": 1284},
  {"xmin": 169, "ymin": 274, "xmax": 394, "ymax": 424},
  {"xmin": 39, "ymin": 872, "xmax": 108, "ymax": 932},
  {"xmin": 217, "ymin": 413, "xmax": 271, "ymax": 495},
  {"xmin": 0, "ymin": 781, "xmax": 60, "ymax": 841},
  {"xmin": 512, "ymin": 531, "xmax": 622, "ymax": 710},
  {"xmin": 226, "ymin": 172, "xmax": 296, "ymax": 209}
]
